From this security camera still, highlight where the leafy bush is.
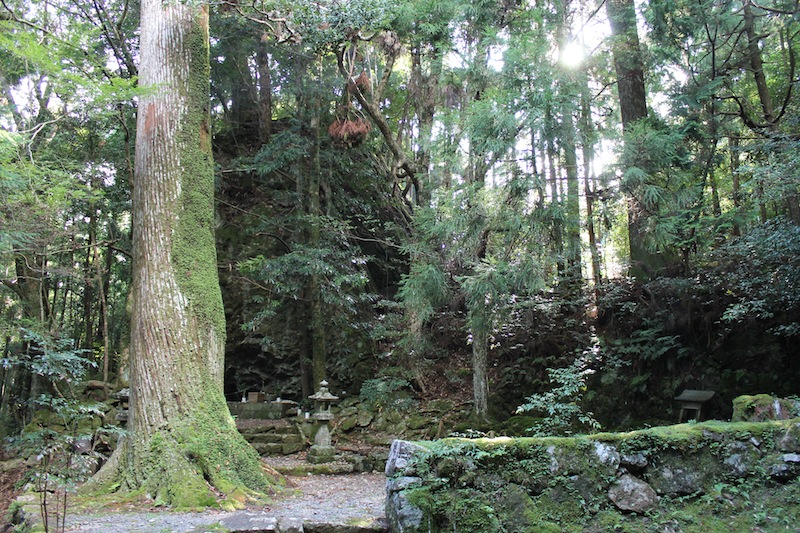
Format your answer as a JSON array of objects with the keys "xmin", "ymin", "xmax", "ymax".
[
  {"xmin": 708, "ymin": 218, "xmax": 800, "ymax": 332},
  {"xmin": 5, "ymin": 328, "xmax": 122, "ymax": 532},
  {"xmin": 359, "ymin": 377, "xmax": 417, "ymax": 412},
  {"xmin": 517, "ymin": 357, "xmax": 600, "ymax": 436}
]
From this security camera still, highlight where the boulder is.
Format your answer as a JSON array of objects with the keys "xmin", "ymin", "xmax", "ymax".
[
  {"xmin": 385, "ymin": 440, "xmax": 427, "ymax": 477},
  {"xmin": 608, "ymin": 474, "xmax": 659, "ymax": 513},
  {"xmin": 594, "ymin": 442, "xmax": 620, "ymax": 469},
  {"xmin": 778, "ymin": 423, "xmax": 800, "ymax": 452},
  {"xmin": 386, "ymin": 477, "xmax": 424, "ymax": 533},
  {"xmin": 732, "ymin": 394, "xmax": 800, "ymax": 422},
  {"xmin": 649, "ymin": 464, "xmax": 703, "ymax": 496},
  {"xmin": 620, "ymin": 452, "xmax": 648, "ymax": 470},
  {"xmin": 385, "ymin": 440, "xmax": 428, "ymax": 532}
]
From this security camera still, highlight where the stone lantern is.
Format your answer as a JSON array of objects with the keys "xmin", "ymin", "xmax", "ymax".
[{"xmin": 307, "ymin": 380, "xmax": 339, "ymax": 464}]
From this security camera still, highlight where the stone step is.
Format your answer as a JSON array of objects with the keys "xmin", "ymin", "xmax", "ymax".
[
  {"xmin": 248, "ymin": 433, "xmax": 303, "ymax": 444},
  {"xmin": 251, "ymin": 442, "xmax": 305, "ymax": 456},
  {"xmin": 238, "ymin": 423, "xmax": 308, "ymax": 456},
  {"xmin": 218, "ymin": 513, "xmax": 388, "ymax": 532}
]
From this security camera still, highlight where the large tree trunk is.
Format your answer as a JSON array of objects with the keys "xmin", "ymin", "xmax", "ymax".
[
  {"xmin": 606, "ymin": 0, "xmax": 648, "ymax": 127},
  {"xmin": 94, "ymin": 0, "xmax": 276, "ymax": 508},
  {"xmin": 561, "ymin": 103, "xmax": 582, "ymax": 282}
]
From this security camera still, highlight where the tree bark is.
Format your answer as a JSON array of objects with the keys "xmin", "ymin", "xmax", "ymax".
[
  {"xmin": 257, "ymin": 40, "xmax": 272, "ymax": 145},
  {"xmin": 308, "ymin": 62, "xmax": 326, "ymax": 388},
  {"xmin": 606, "ymin": 0, "xmax": 648, "ymax": 128},
  {"xmin": 580, "ymin": 72, "xmax": 602, "ymax": 286},
  {"xmin": 730, "ymin": 136, "xmax": 742, "ymax": 236},
  {"xmin": 93, "ymin": 0, "xmax": 277, "ymax": 508},
  {"xmin": 743, "ymin": 0, "xmax": 775, "ymax": 124},
  {"xmin": 561, "ymin": 102, "xmax": 582, "ymax": 281},
  {"xmin": 606, "ymin": 0, "xmax": 663, "ymax": 279},
  {"xmin": 471, "ymin": 312, "xmax": 489, "ymax": 422}
]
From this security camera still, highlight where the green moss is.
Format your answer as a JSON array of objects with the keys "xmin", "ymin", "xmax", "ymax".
[
  {"xmin": 732, "ymin": 394, "xmax": 800, "ymax": 422},
  {"xmin": 534, "ymin": 484, "xmax": 586, "ymax": 524},
  {"xmin": 83, "ymin": 389, "xmax": 279, "ymax": 510},
  {"xmin": 397, "ymin": 420, "xmax": 800, "ymax": 532},
  {"xmin": 171, "ymin": 7, "xmax": 226, "ymax": 340},
  {"xmin": 172, "ymin": 394, "xmax": 277, "ymax": 496}
]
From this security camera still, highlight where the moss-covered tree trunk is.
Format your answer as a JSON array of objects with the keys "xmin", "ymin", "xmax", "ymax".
[{"xmin": 97, "ymin": 0, "xmax": 276, "ymax": 508}]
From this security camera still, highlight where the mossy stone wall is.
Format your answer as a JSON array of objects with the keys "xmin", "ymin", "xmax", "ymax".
[{"xmin": 386, "ymin": 419, "xmax": 800, "ymax": 532}]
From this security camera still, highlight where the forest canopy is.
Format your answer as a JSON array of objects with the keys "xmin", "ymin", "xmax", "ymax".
[{"xmin": 1, "ymin": 0, "xmax": 799, "ymax": 439}]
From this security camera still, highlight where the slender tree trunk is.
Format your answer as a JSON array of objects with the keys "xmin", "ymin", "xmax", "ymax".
[
  {"xmin": 579, "ymin": 74, "xmax": 601, "ymax": 287},
  {"xmin": 411, "ymin": 45, "xmax": 442, "ymax": 206},
  {"xmin": 93, "ymin": 243, "xmax": 110, "ymax": 392},
  {"xmin": 308, "ymin": 62, "xmax": 326, "ymax": 388},
  {"xmin": 730, "ymin": 136, "xmax": 742, "ymax": 236},
  {"xmin": 257, "ymin": 39, "xmax": 272, "ymax": 145},
  {"xmin": 82, "ymin": 212, "xmax": 96, "ymax": 353},
  {"xmin": 93, "ymin": 0, "xmax": 276, "ymax": 506},
  {"xmin": 0, "ymin": 336, "xmax": 11, "ymax": 432},
  {"xmin": 471, "ymin": 309, "xmax": 490, "ymax": 422},
  {"xmin": 545, "ymin": 108, "xmax": 565, "ymax": 276},
  {"xmin": 743, "ymin": 0, "xmax": 775, "ymax": 124},
  {"xmin": 531, "ymin": 130, "xmax": 546, "ymax": 206},
  {"xmin": 606, "ymin": 0, "xmax": 659, "ymax": 279},
  {"xmin": 561, "ymin": 106, "xmax": 582, "ymax": 281}
]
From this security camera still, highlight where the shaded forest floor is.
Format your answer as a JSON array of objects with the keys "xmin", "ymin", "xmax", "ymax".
[{"xmin": 0, "ymin": 453, "xmax": 25, "ymax": 532}]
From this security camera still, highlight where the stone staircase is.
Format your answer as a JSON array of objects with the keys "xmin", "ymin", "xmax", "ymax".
[{"xmin": 236, "ymin": 419, "xmax": 308, "ymax": 456}]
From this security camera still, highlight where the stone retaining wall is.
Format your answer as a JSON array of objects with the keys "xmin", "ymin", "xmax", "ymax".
[{"xmin": 385, "ymin": 419, "xmax": 800, "ymax": 532}]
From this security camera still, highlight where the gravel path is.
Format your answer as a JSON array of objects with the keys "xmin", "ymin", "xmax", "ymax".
[{"xmin": 62, "ymin": 472, "xmax": 387, "ymax": 532}]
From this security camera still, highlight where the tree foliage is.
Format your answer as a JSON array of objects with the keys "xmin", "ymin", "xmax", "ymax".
[{"xmin": 1, "ymin": 0, "xmax": 799, "ymax": 458}]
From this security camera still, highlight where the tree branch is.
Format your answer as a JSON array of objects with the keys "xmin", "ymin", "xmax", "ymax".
[{"xmin": 336, "ymin": 46, "xmax": 417, "ymax": 184}]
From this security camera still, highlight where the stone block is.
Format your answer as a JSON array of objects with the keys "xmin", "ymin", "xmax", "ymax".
[
  {"xmin": 608, "ymin": 474, "xmax": 659, "ymax": 513},
  {"xmin": 220, "ymin": 512, "xmax": 278, "ymax": 532},
  {"xmin": 277, "ymin": 516, "xmax": 304, "ymax": 533},
  {"xmin": 386, "ymin": 481, "xmax": 424, "ymax": 533},
  {"xmin": 249, "ymin": 433, "xmax": 284, "ymax": 444},
  {"xmin": 282, "ymin": 442, "xmax": 305, "ymax": 455},
  {"xmin": 252, "ymin": 442, "xmax": 284, "ymax": 456},
  {"xmin": 778, "ymin": 422, "xmax": 800, "ymax": 452},
  {"xmin": 385, "ymin": 440, "xmax": 428, "ymax": 477},
  {"xmin": 339, "ymin": 416, "xmax": 357, "ymax": 432},
  {"xmin": 307, "ymin": 445, "xmax": 336, "ymax": 464}
]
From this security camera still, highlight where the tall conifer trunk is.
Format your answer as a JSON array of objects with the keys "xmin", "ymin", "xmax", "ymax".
[
  {"xmin": 94, "ymin": 0, "xmax": 276, "ymax": 507},
  {"xmin": 606, "ymin": 0, "xmax": 662, "ymax": 278}
]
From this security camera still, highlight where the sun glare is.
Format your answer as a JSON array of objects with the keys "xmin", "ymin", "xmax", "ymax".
[{"xmin": 560, "ymin": 41, "xmax": 584, "ymax": 68}]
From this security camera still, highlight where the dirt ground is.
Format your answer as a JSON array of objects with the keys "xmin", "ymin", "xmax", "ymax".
[{"xmin": 1, "ymin": 451, "xmax": 388, "ymax": 532}]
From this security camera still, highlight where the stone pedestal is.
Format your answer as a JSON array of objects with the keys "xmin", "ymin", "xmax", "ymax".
[{"xmin": 307, "ymin": 444, "xmax": 336, "ymax": 464}]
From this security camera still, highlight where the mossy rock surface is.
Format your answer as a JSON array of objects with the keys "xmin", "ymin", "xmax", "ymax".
[
  {"xmin": 732, "ymin": 394, "xmax": 800, "ymax": 422},
  {"xmin": 387, "ymin": 419, "xmax": 800, "ymax": 532}
]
